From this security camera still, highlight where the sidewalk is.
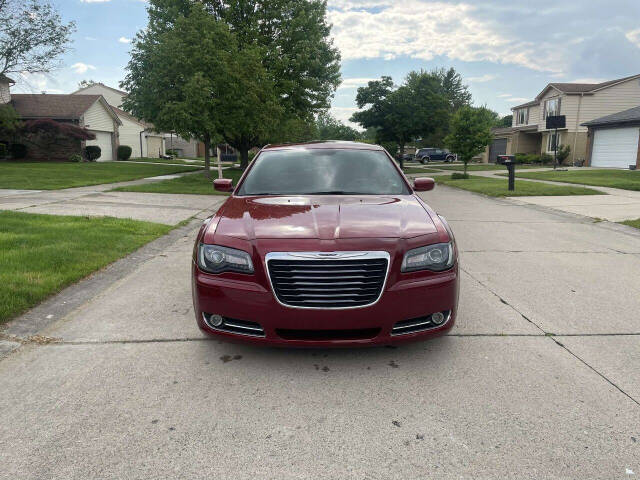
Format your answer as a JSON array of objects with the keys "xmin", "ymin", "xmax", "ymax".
[
  {"xmin": 0, "ymin": 171, "xmax": 225, "ymax": 225},
  {"xmin": 411, "ymin": 164, "xmax": 640, "ymax": 222}
]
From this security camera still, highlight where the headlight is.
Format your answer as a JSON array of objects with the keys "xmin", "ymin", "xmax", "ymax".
[
  {"xmin": 401, "ymin": 243, "xmax": 454, "ymax": 272},
  {"xmin": 197, "ymin": 244, "xmax": 254, "ymax": 274}
]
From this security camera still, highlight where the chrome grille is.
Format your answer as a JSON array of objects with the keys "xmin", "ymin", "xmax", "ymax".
[{"xmin": 266, "ymin": 252, "xmax": 390, "ymax": 309}]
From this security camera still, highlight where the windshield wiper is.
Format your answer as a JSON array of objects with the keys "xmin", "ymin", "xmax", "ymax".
[{"xmin": 306, "ymin": 191, "xmax": 363, "ymax": 195}]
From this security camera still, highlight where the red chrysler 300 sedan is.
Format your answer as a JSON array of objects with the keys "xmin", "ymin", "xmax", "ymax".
[{"xmin": 192, "ymin": 141, "xmax": 459, "ymax": 346}]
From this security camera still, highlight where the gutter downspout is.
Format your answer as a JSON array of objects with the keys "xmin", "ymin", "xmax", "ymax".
[
  {"xmin": 139, "ymin": 130, "xmax": 144, "ymax": 158},
  {"xmin": 573, "ymin": 93, "xmax": 584, "ymax": 163}
]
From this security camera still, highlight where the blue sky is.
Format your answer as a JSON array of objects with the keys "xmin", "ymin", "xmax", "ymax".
[{"xmin": 13, "ymin": 0, "xmax": 640, "ymax": 127}]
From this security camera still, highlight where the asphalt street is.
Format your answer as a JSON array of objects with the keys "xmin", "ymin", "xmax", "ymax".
[{"xmin": 1, "ymin": 185, "xmax": 639, "ymax": 479}]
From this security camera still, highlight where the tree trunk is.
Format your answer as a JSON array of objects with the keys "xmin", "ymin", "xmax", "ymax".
[
  {"xmin": 398, "ymin": 142, "xmax": 405, "ymax": 170},
  {"xmin": 239, "ymin": 147, "xmax": 249, "ymax": 170},
  {"xmin": 203, "ymin": 133, "xmax": 211, "ymax": 179}
]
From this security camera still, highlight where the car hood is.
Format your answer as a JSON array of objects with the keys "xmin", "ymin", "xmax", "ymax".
[{"xmin": 212, "ymin": 195, "xmax": 437, "ymax": 240}]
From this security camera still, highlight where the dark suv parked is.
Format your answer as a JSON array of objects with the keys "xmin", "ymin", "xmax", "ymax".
[{"xmin": 416, "ymin": 148, "xmax": 456, "ymax": 164}]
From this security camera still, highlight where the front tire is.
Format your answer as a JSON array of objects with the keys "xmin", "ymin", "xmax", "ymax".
[{"xmin": 446, "ymin": 156, "xmax": 455, "ymax": 163}]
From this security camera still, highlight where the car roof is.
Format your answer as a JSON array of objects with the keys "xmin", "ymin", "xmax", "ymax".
[{"xmin": 262, "ymin": 140, "xmax": 384, "ymax": 151}]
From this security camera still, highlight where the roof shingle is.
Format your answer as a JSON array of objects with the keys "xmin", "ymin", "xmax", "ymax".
[{"xmin": 11, "ymin": 94, "xmax": 102, "ymax": 119}]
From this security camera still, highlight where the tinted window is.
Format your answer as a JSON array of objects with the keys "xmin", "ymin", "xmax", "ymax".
[{"xmin": 237, "ymin": 148, "xmax": 411, "ymax": 196}]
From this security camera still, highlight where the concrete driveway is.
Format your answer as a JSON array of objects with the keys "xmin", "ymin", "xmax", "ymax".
[
  {"xmin": 1, "ymin": 186, "xmax": 639, "ymax": 479},
  {"xmin": 0, "ymin": 175, "xmax": 225, "ymax": 225}
]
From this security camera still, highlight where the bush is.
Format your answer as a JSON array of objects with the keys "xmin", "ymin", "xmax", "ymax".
[
  {"xmin": 84, "ymin": 145, "xmax": 101, "ymax": 162},
  {"xmin": 557, "ymin": 145, "xmax": 571, "ymax": 165},
  {"xmin": 9, "ymin": 143, "xmax": 27, "ymax": 159},
  {"xmin": 0, "ymin": 142, "xmax": 6, "ymax": 158},
  {"xmin": 451, "ymin": 172, "xmax": 470, "ymax": 180},
  {"xmin": 69, "ymin": 153, "xmax": 82, "ymax": 163},
  {"xmin": 117, "ymin": 145, "xmax": 132, "ymax": 161},
  {"xmin": 165, "ymin": 148, "xmax": 178, "ymax": 157},
  {"xmin": 541, "ymin": 153, "xmax": 553, "ymax": 165}
]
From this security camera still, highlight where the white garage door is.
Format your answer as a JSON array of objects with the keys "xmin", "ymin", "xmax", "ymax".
[
  {"xmin": 591, "ymin": 127, "xmax": 639, "ymax": 168},
  {"xmin": 86, "ymin": 132, "xmax": 113, "ymax": 161}
]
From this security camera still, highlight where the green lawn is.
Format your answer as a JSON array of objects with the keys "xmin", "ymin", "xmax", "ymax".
[
  {"xmin": 402, "ymin": 167, "xmax": 441, "ymax": 174},
  {"xmin": 0, "ymin": 211, "xmax": 172, "ymax": 324},
  {"xmin": 113, "ymin": 168, "xmax": 246, "ymax": 195},
  {"xmin": 0, "ymin": 161, "xmax": 202, "ymax": 190},
  {"xmin": 511, "ymin": 169, "xmax": 640, "ymax": 191},
  {"xmin": 435, "ymin": 164, "xmax": 550, "ymax": 171},
  {"xmin": 620, "ymin": 218, "xmax": 640, "ymax": 230},
  {"xmin": 435, "ymin": 175, "xmax": 603, "ymax": 197}
]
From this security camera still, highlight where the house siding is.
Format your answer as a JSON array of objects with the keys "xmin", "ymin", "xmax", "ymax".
[
  {"xmin": 76, "ymin": 84, "xmax": 125, "ymax": 108},
  {"xmin": 118, "ymin": 115, "xmax": 145, "ymax": 158},
  {"xmin": 81, "ymin": 100, "xmax": 115, "ymax": 132},
  {"xmin": 572, "ymin": 79, "xmax": 640, "ymax": 132}
]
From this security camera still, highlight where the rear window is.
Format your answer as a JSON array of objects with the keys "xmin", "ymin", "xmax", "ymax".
[{"xmin": 237, "ymin": 148, "xmax": 411, "ymax": 196}]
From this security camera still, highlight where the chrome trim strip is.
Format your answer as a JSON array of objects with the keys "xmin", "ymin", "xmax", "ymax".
[
  {"xmin": 391, "ymin": 311, "xmax": 452, "ymax": 336},
  {"xmin": 202, "ymin": 313, "xmax": 265, "ymax": 338},
  {"xmin": 265, "ymin": 251, "xmax": 391, "ymax": 310}
]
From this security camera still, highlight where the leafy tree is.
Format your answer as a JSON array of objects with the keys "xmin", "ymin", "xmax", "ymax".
[
  {"xmin": 0, "ymin": 104, "xmax": 19, "ymax": 137},
  {"xmin": 315, "ymin": 113, "xmax": 361, "ymax": 141},
  {"xmin": 20, "ymin": 119, "xmax": 95, "ymax": 161},
  {"xmin": 444, "ymin": 106, "xmax": 494, "ymax": 176},
  {"xmin": 429, "ymin": 67, "xmax": 472, "ymax": 110},
  {"xmin": 0, "ymin": 0, "xmax": 75, "ymax": 75},
  {"xmin": 77, "ymin": 79, "xmax": 98, "ymax": 89},
  {"xmin": 497, "ymin": 114, "xmax": 513, "ymax": 127},
  {"xmin": 205, "ymin": 0, "xmax": 342, "ymax": 122},
  {"xmin": 409, "ymin": 68, "xmax": 471, "ymax": 147},
  {"xmin": 122, "ymin": 3, "xmax": 281, "ymax": 173},
  {"xmin": 351, "ymin": 73, "xmax": 449, "ymax": 161}
]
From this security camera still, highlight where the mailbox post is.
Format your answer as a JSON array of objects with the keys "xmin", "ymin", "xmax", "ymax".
[{"xmin": 497, "ymin": 154, "xmax": 516, "ymax": 191}]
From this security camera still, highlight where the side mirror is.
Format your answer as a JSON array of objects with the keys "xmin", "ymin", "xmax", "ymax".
[
  {"xmin": 413, "ymin": 178, "xmax": 435, "ymax": 192},
  {"xmin": 213, "ymin": 178, "xmax": 233, "ymax": 192}
]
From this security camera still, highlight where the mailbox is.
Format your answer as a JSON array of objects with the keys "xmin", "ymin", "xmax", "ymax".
[
  {"xmin": 497, "ymin": 155, "xmax": 516, "ymax": 191},
  {"xmin": 497, "ymin": 154, "xmax": 515, "ymax": 165}
]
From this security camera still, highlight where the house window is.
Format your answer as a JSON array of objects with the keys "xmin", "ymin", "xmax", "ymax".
[
  {"xmin": 544, "ymin": 97, "xmax": 561, "ymax": 119},
  {"xmin": 516, "ymin": 108, "xmax": 528, "ymax": 125},
  {"xmin": 547, "ymin": 132, "xmax": 561, "ymax": 152}
]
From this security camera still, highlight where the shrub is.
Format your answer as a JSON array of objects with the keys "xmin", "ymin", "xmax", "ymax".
[
  {"xmin": 69, "ymin": 153, "xmax": 82, "ymax": 163},
  {"xmin": 117, "ymin": 145, "xmax": 132, "ymax": 161},
  {"xmin": 84, "ymin": 145, "xmax": 101, "ymax": 162},
  {"xmin": 165, "ymin": 148, "xmax": 178, "ymax": 157},
  {"xmin": 556, "ymin": 145, "xmax": 571, "ymax": 165},
  {"xmin": 541, "ymin": 153, "xmax": 553, "ymax": 165},
  {"xmin": 451, "ymin": 172, "xmax": 470, "ymax": 180},
  {"xmin": 9, "ymin": 143, "xmax": 27, "ymax": 159},
  {"xmin": 0, "ymin": 142, "xmax": 7, "ymax": 158}
]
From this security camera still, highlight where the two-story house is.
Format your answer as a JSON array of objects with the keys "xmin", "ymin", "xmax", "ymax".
[{"xmin": 488, "ymin": 74, "xmax": 640, "ymax": 167}]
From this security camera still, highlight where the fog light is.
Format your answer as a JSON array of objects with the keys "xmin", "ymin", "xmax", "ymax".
[
  {"xmin": 210, "ymin": 314, "xmax": 224, "ymax": 327},
  {"xmin": 431, "ymin": 312, "xmax": 445, "ymax": 325}
]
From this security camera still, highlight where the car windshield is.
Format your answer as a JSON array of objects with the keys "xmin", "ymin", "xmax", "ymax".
[{"xmin": 237, "ymin": 148, "xmax": 411, "ymax": 196}]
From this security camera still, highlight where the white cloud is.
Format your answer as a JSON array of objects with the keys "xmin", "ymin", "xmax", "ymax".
[
  {"xmin": 626, "ymin": 29, "xmax": 640, "ymax": 48},
  {"xmin": 71, "ymin": 62, "xmax": 96, "ymax": 74},
  {"xmin": 330, "ymin": 106, "xmax": 360, "ymax": 129},
  {"xmin": 466, "ymin": 74, "xmax": 497, "ymax": 83},
  {"xmin": 568, "ymin": 77, "xmax": 607, "ymax": 84},
  {"xmin": 80, "ymin": 0, "xmax": 111, "ymax": 3},
  {"xmin": 327, "ymin": 0, "xmax": 563, "ymax": 73},
  {"xmin": 504, "ymin": 97, "xmax": 530, "ymax": 103},
  {"xmin": 497, "ymin": 93, "xmax": 513, "ymax": 98},
  {"xmin": 118, "ymin": 36, "xmax": 132, "ymax": 44},
  {"xmin": 337, "ymin": 77, "xmax": 377, "ymax": 89}
]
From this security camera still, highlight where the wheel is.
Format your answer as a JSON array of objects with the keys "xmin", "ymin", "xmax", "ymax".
[
  {"xmin": 423, "ymin": 156, "xmax": 430, "ymax": 163},
  {"xmin": 446, "ymin": 155, "xmax": 454, "ymax": 163}
]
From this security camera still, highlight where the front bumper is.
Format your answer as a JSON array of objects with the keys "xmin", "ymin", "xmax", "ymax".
[{"xmin": 192, "ymin": 265, "xmax": 458, "ymax": 347}]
